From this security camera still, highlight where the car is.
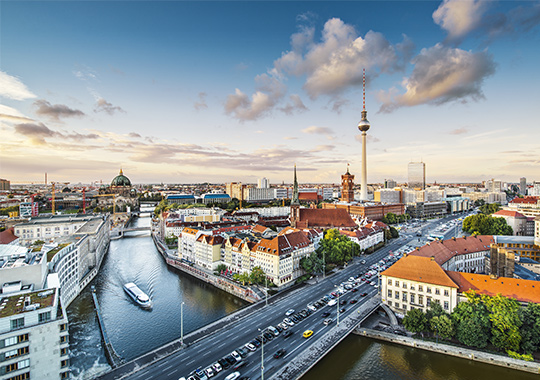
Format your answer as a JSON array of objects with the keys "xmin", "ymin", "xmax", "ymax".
[
  {"xmin": 339, "ymin": 308, "xmax": 346, "ymax": 313},
  {"xmin": 331, "ymin": 292, "xmax": 337, "ymax": 297},
  {"xmin": 348, "ymin": 277, "xmax": 355, "ymax": 282},
  {"xmin": 225, "ymin": 355, "xmax": 237, "ymax": 365},
  {"xmin": 340, "ymin": 300, "xmax": 347, "ymax": 305},
  {"xmin": 290, "ymin": 315, "xmax": 299, "ymax": 323},
  {"xmin": 323, "ymin": 318, "xmax": 333, "ymax": 325},
  {"xmin": 187, "ymin": 376, "xmax": 197, "ymax": 380},
  {"xmin": 321, "ymin": 312, "xmax": 331, "ymax": 318},
  {"xmin": 350, "ymin": 299, "xmax": 358, "ymax": 304},
  {"xmin": 303, "ymin": 330, "xmax": 314, "ymax": 338},
  {"xmin": 361, "ymin": 260, "xmax": 366, "ymax": 264},
  {"xmin": 307, "ymin": 303, "xmax": 316, "ymax": 311},
  {"xmin": 278, "ymin": 322, "xmax": 288, "ymax": 330},
  {"xmin": 257, "ymin": 335, "xmax": 267, "ymax": 343},
  {"xmin": 250, "ymin": 339, "xmax": 261, "ymax": 348},
  {"xmin": 283, "ymin": 330, "xmax": 293, "ymax": 338},
  {"xmin": 267, "ymin": 326, "xmax": 279, "ymax": 336},
  {"xmin": 351, "ymin": 288, "xmax": 358, "ymax": 293},
  {"xmin": 327, "ymin": 299, "xmax": 337, "ymax": 306},
  {"xmin": 283, "ymin": 318, "xmax": 294, "ymax": 326},
  {"xmin": 194, "ymin": 368, "xmax": 208, "ymax": 380},
  {"xmin": 274, "ymin": 349, "xmax": 286, "ymax": 358},
  {"xmin": 205, "ymin": 367, "xmax": 215, "ymax": 378},
  {"xmin": 231, "ymin": 351, "xmax": 242, "ymax": 362},
  {"xmin": 275, "ymin": 325, "xmax": 283, "ymax": 333},
  {"xmin": 263, "ymin": 332, "xmax": 274, "ymax": 340},
  {"xmin": 225, "ymin": 372, "xmax": 241, "ymax": 380},
  {"xmin": 232, "ymin": 360, "xmax": 248, "ymax": 371},
  {"xmin": 218, "ymin": 358, "xmax": 230, "ymax": 369},
  {"xmin": 237, "ymin": 348, "xmax": 248, "ymax": 357},
  {"xmin": 212, "ymin": 362, "xmax": 223, "ymax": 372},
  {"xmin": 285, "ymin": 308, "xmax": 295, "ymax": 316},
  {"xmin": 244, "ymin": 343, "xmax": 256, "ymax": 352}
]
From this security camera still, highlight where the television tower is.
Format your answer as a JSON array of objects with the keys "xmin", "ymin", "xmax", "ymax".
[{"xmin": 358, "ymin": 69, "xmax": 370, "ymax": 201}]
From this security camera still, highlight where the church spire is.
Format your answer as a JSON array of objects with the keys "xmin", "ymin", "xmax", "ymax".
[{"xmin": 292, "ymin": 164, "xmax": 299, "ymax": 205}]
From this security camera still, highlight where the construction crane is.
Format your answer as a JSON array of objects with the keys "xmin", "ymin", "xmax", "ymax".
[
  {"xmin": 95, "ymin": 193, "xmax": 119, "ymax": 214},
  {"xmin": 50, "ymin": 182, "xmax": 70, "ymax": 214}
]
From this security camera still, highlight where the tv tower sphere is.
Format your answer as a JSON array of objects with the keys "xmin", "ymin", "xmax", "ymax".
[{"xmin": 358, "ymin": 110, "xmax": 370, "ymax": 132}]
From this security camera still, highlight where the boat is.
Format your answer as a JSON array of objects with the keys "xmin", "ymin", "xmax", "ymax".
[{"xmin": 123, "ymin": 282, "xmax": 152, "ymax": 309}]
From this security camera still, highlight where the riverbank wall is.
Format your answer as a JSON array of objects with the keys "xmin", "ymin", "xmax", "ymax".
[
  {"xmin": 353, "ymin": 328, "xmax": 540, "ymax": 374},
  {"xmin": 151, "ymin": 232, "xmax": 261, "ymax": 303}
]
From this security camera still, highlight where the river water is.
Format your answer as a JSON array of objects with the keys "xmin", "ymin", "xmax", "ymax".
[
  {"xmin": 67, "ymin": 212, "xmax": 248, "ymax": 379},
  {"xmin": 67, "ymin": 211, "xmax": 536, "ymax": 380}
]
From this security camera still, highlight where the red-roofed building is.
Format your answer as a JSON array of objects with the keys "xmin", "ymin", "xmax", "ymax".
[
  {"xmin": 0, "ymin": 227, "xmax": 19, "ymax": 245},
  {"xmin": 492, "ymin": 209, "xmax": 530, "ymax": 236},
  {"xmin": 298, "ymin": 192, "xmax": 322, "ymax": 203},
  {"xmin": 290, "ymin": 208, "xmax": 357, "ymax": 230},
  {"xmin": 504, "ymin": 196, "xmax": 540, "ymax": 218}
]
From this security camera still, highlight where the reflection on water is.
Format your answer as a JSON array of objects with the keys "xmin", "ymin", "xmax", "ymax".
[
  {"xmin": 68, "ymin": 214, "xmax": 248, "ymax": 379},
  {"xmin": 301, "ymin": 335, "xmax": 538, "ymax": 380}
]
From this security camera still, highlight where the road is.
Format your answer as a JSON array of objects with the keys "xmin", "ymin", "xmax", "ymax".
[{"xmin": 104, "ymin": 213, "xmax": 468, "ymax": 380}]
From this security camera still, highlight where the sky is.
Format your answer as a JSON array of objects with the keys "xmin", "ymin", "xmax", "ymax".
[{"xmin": 1, "ymin": 1, "xmax": 539, "ymax": 186}]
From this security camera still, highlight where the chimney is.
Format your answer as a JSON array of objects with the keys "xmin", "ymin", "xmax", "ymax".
[
  {"xmin": 24, "ymin": 296, "xmax": 31, "ymax": 307},
  {"xmin": 489, "ymin": 274, "xmax": 498, "ymax": 280},
  {"xmin": 431, "ymin": 256, "xmax": 435, "ymax": 261}
]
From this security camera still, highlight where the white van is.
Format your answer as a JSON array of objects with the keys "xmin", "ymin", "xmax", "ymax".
[{"xmin": 267, "ymin": 325, "xmax": 279, "ymax": 336}]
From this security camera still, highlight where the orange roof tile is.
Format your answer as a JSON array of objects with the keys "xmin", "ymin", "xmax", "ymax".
[
  {"xmin": 492, "ymin": 210, "xmax": 527, "ymax": 218},
  {"xmin": 510, "ymin": 196, "xmax": 539, "ymax": 204},
  {"xmin": 381, "ymin": 255, "xmax": 458, "ymax": 288},
  {"xmin": 409, "ymin": 235, "xmax": 494, "ymax": 265},
  {"xmin": 446, "ymin": 271, "xmax": 540, "ymax": 304},
  {"xmin": 0, "ymin": 227, "xmax": 18, "ymax": 244},
  {"xmin": 297, "ymin": 208, "xmax": 356, "ymax": 228}
]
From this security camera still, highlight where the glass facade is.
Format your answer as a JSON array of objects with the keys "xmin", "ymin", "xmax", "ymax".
[{"xmin": 408, "ymin": 162, "xmax": 425, "ymax": 190}]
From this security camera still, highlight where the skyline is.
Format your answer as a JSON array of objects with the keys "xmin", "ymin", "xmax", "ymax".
[{"xmin": 1, "ymin": 1, "xmax": 540, "ymax": 185}]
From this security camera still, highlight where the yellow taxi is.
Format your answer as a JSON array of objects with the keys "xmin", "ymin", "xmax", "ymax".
[{"xmin": 303, "ymin": 330, "xmax": 313, "ymax": 338}]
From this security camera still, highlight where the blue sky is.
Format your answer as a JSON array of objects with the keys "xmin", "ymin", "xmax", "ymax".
[{"xmin": 1, "ymin": 1, "xmax": 539, "ymax": 185}]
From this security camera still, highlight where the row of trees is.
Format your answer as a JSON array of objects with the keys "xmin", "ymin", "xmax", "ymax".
[
  {"xmin": 215, "ymin": 265, "xmax": 271, "ymax": 286},
  {"xmin": 381, "ymin": 212, "xmax": 410, "ymax": 225},
  {"xmin": 462, "ymin": 213, "xmax": 513, "ymax": 236},
  {"xmin": 478, "ymin": 203, "xmax": 501, "ymax": 215},
  {"xmin": 403, "ymin": 291, "xmax": 540, "ymax": 360}
]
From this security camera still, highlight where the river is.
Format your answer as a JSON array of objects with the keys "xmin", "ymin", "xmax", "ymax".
[
  {"xmin": 67, "ymin": 211, "xmax": 535, "ymax": 380},
  {"xmin": 67, "ymin": 212, "xmax": 248, "ymax": 379}
]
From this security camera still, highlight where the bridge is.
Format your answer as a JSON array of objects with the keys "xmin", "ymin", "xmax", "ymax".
[
  {"xmin": 95, "ymin": 236, "xmax": 401, "ymax": 380},
  {"xmin": 110, "ymin": 226, "xmax": 151, "ymax": 239}
]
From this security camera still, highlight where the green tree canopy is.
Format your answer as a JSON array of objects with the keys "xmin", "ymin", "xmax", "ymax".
[
  {"xmin": 462, "ymin": 214, "xmax": 513, "ymax": 236},
  {"xmin": 452, "ymin": 291, "xmax": 491, "ymax": 348},
  {"xmin": 519, "ymin": 303, "xmax": 540, "ymax": 354},
  {"xmin": 403, "ymin": 308, "xmax": 428, "ymax": 334},
  {"xmin": 486, "ymin": 294, "xmax": 522, "ymax": 352},
  {"xmin": 430, "ymin": 314, "xmax": 455, "ymax": 341}
]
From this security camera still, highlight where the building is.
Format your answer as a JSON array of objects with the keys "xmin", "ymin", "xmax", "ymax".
[
  {"xmin": 243, "ymin": 187, "xmax": 274, "ymax": 203},
  {"xmin": 201, "ymin": 193, "xmax": 230, "ymax": 205},
  {"xmin": 504, "ymin": 196, "xmax": 540, "ymax": 218},
  {"xmin": 443, "ymin": 196, "xmax": 471, "ymax": 214},
  {"xmin": 165, "ymin": 194, "xmax": 196, "ymax": 204},
  {"xmin": 384, "ymin": 179, "xmax": 396, "ymax": 189},
  {"xmin": 258, "ymin": 178, "xmax": 269, "ymax": 189},
  {"xmin": 96, "ymin": 169, "xmax": 139, "ymax": 210},
  {"xmin": 340, "ymin": 167, "xmax": 355, "ymax": 203},
  {"xmin": 485, "ymin": 178, "xmax": 503, "ymax": 193},
  {"xmin": 408, "ymin": 162, "xmax": 425, "ymax": 190},
  {"xmin": 492, "ymin": 210, "xmax": 529, "ymax": 236},
  {"xmin": 0, "ymin": 228, "xmax": 19, "ymax": 246},
  {"xmin": 225, "ymin": 182, "xmax": 245, "ymax": 201},
  {"xmin": 529, "ymin": 182, "xmax": 540, "ymax": 196},
  {"xmin": 321, "ymin": 202, "xmax": 405, "ymax": 221},
  {"xmin": 406, "ymin": 201, "xmax": 447, "ymax": 219},
  {"xmin": 381, "ymin": 255, "xmax": 459, "ymax": 316},
  {"xmin": 0, "ymin": 287, "xmax": 70, "ymax": 380},
  {"xmin": 520, "ymin": 177, "xmax": 527, "ymax": 195},
  {"xmin": 0, "ymin": 179, "xmax": 10, "ymax": 191},
  {"xmin": 339, "ymin": 223, "xmax": 385, "ymax": 252},
  {"xmin": 462, "ymin": 191, "xmax": 507, "ymax": 205},
  {"xmin": 374, "ymin": 189, "xmax": 401, "ymax": 204}
]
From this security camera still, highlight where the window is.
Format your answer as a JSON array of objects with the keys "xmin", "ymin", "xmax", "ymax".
[
  {"xmin": 427, "ymin": 297, "xmax": 432, "ymax": 307},
  {"xmin": 6, "ymin": 373, "xmax": 30, "ymax": 380},
  {"xmin": 18, "ymin": 359, "xmax": 29, "ymax": 369},
  {"xmin": 388, "ymin": 290, "xmax": 392, "ymax": 298},
  {"xmin": 419, "ymin": 295, "xmax": 424, "ymax": 305},
  {"xmin": 60, "ymin": 335, "xmax": 68, "ymax": 344},
  {"xmin": 39, "ymin": 311, "xmax": 51, "ymax": 323},
  {"xmin": 444, "ymin": 289, "xmax": 449, "ymax": 297},
  {"xmin": 388, "ymin": 279, "xmax": 392, "ymax": 285},
  {"xmin": 427, "ymin": 287, "xmax": 431, "ymax": 294},
  {"xmin": 395, "ymin": 291, "xmax": 399, "ymax": 299},
  {"xmin": 61, "ymin": 359, "xmax": 69, "ymax": 368},
  {"xmin": 402, "ymin": 292, "xmax": 407, "ymax": 302},
  {"xmin": 418, "ymin": 285, "xmax": 423, "ymax": 292},
  {"xmin": 60, "ymin": 323, "xmax": 67, "ymax": 332},
  {"xmin": 395, "ymin": 303, "xmax": 400, "ymax": 309},
  {"xmin": 4, "ymin": 336, "xmax": 17, "ymax": 347},
  {"xmin": 10, "ymin": 318, "xmax": 24, "ymax": 330},
  {"xmin": 61, "ymin": 371, "xmax": 70, "ymax": 379},
  {"xmin": 402, "ymin": 282, "xmax": 407, "ymax": 289},
  {"xmin": 61, "ymin": 347, "xmax": 68, "ymax": 356},
  {"xmin": 410, "ymin": 285, "xmax": 415, "ymax": 291},
  {"xmin": 388, "ymin": 301, "xmax": 392, "ymax": 306},
  {"xmin": 444, "ymin": 301, "xmax": 449, "ymax": 310},
  {"xmin": 395, "ymin": 280, "xmax": 399, "ymax": 287},
  {"xmin": 4, "ymin": 349, "xmax": 18, "ymax": 359},
  {"xmin": 410, "ymin": 294, "xmax": 415, "ymax": 304},
  {"xmin": 435, "ymin": 288, "xmax": 440, "ymax": 295}
]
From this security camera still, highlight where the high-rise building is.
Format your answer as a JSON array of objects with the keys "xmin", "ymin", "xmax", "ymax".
[
  {"xmin": 358, "ymin": 69, "xmax": 370, "ymax": 201},
  {"xmin": 384, "ymin": 179, "xmax": 396, "ymax": 189},
  {"xmin": 0, "ymin": 178, "xmax": 10, "ymax": 191},
  {"xmin": 257, "ymin": 177, "xmax": 269, "ymax": 189},
  {"xmin": 408, "ymin": 162, "xmax": 426, "ymax": 190},
  {"xmin": 485, "ymin": 178, "xmax": 502, "ymax": 193},
  {"xmin": 340, "ymin": 166, "xmax": 355, "ymax": 203},
  {"xmin": 520, "ymin": 177, "xmax": 527, "ymax": 195}
]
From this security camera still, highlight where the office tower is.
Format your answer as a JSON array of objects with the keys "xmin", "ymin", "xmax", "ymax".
[
  {"xmin": 520, "ymin": 177, "xmax": 527, "ymax": 195},
  {"xmin": 408, "ymin": 162, "xmax": 426, "ymax": 190}
]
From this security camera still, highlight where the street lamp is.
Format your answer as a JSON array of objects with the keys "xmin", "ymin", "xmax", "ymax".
[
  {"xmin": 258, "ymin": 328, "xmax": 265, "ymax": 380},
  {"xmin": 265, "ymin": 277, "xmax": 268, "ymax": 307},
  {"xmin": 181, "ymin": 301, "xmax": 185, "ymax": 345},
  {"xmin": 323, "ymin": 251, "xmax": 326, "ymax": 279}
]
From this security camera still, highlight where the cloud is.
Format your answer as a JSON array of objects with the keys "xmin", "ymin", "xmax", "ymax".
[
  {"xmin": 274, "ymin": 18, "xmax": 414, "ymax": 99},
  {"xmin": 311, "ymin": 145, "xmax": 335, "ymax": 152},
  {"xmin": 302, "ymin": 126, "xmax": 333, "ymax": 135},
  {"xmin": 33, "ymin": 99, "xmax": 85, "ymax": 121},
  {"xmin": 225, "ymin": 73, "xmax": 286, "ymax": 121},
  {"xmin": 329, "ymin": 97, "xmax": 349, "ymax": 114},
  {"xmin": 128, "ymin": 132, "xmax": 141, "ymax": 138},
  {"xmin": 283, "ymin": 136, "xmax": 298, "ymax": 140},
  {"xmin": 0, "ymin": 105, "xmax": 35, "ymax": 123},
  {"xmin": 355, "ymin": 134, "xmax": 380, "ymax": 143},
  {"xmin": 0, "ymin": 71, "xmax": 37, "ymax": 100},
  {"xmin": 378, "ymin": 44, "xmax": 496, "ymax": 112},
  {"xmin": 449, "ymin": 127, "xmax": 469, "ymax": 135},
  {"xmin": 279, "ymin": 94, "xmax": 308, "ymax": 115},
  {"xmin": 194, "ymin": 92, "xmax": 208, "ymax": 111},
  {"xmin": 433, "ymin": 0, "xmax": 490, "ymax": 42},
  {"xmin": 94, "ymin": 98, "xmax": 125, "ymax": 115},
  {"xmin": 14, "ymin": 122, "xmax": 98, "ymax": 145}
]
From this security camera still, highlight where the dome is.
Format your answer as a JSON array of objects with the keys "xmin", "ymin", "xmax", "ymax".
[{"xmin": 111, "ymin": 169, "xmax": 132, "ymax": 187}]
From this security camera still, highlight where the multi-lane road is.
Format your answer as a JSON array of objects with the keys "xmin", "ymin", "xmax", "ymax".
[{"xmin": 105, "ymin": 213, "xmax": 468, "ymax": 380}]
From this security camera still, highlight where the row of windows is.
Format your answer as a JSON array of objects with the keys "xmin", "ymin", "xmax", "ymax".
[
  {"xmin": 388, "ymin": 299, "xmax": 449, "ymax": 311},
  {"xmin": 2, "ymin": 358, "xmax": 29, "ymax": 374},
  {"xmin": 2, "ymin": 346, "xmax": 29, "ymax": 361},
  {"xmin": 1, "ymin": 334, "xmax": 28, "ymax": 349},
  {"xmin": 5, "ymin": 372, "xmax": 29, "ymax": 380},
  {"xmin": 10, "ymin": 310, "xmax": 53, "ymax": 330},
  {"xmin": 387, "ymin": 279, "xmax": 449, "ymax": 296}
]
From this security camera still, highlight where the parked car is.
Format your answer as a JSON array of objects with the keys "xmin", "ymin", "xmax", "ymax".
[
  {"xmin": 273, "ymin": 349, "xmax": 286, "ymax": 359},
  {"xmin": 283, "ymin": 330, "xmax": 293, "ymax": 338},
  {"xmin": 244, "ymin": 343, "xmax": 256, "ymax": 352},
  {"xmin": 285, "ymin": 308, "xmax": 295, "ymax": 316}
]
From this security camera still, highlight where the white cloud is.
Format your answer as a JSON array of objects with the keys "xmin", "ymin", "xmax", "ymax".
[
  {"xmin": 433, "ymin": 0, "xmax": 490, "ymax": 41},
  {"xmin": 302, "ymin": 126, "xmax": 333, "ymax": 135},
  {"xmin": 378, "ymin": 44, "xmax": 496, "ymax": 112},
  {"xmin": 0, "ymin": 71, "xmax": 37, "ymax": 101}
]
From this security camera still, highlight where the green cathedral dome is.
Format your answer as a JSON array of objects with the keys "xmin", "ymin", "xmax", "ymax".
[{"xmin": 111, "ymin": 169, "xmax": 131, "ymax": 187}]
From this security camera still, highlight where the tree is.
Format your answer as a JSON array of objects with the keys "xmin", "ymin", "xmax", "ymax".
[
  {"xmin": 451, "ymin": 291, "xmax": 491, "ymax": 348},
  {"xmin": 486, "ymin": 294, "xmax": 522, "ymax": 352},
  {"xmin": 462, "ymin": 214, "xmax": 512, "ymax": 236},
  {"xmin": 430, "ymin": 314, "xmax": 454, "ymax": 340},
  {"xmin": 519, "ymin": 303, "xmax": 540, "ymax": 354},
  {"xmin": 479, "ymin": 203, "xmax": 501, "ymax": 215},
  {"xmin": 216, "ymin": 264, "xmax": 227, "ymax": 273},
  {"xmin": 250, "ymin": 266, "xmax": 266, "ymax": 285},
  {"xmin": 403, "ymin": 308, "xmax": 428, "ymax": 334}
]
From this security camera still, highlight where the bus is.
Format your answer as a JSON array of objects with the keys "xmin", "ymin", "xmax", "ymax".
[{"xmin": 428, "ymin": 233, "xmax": 445, "ymax": 241}]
